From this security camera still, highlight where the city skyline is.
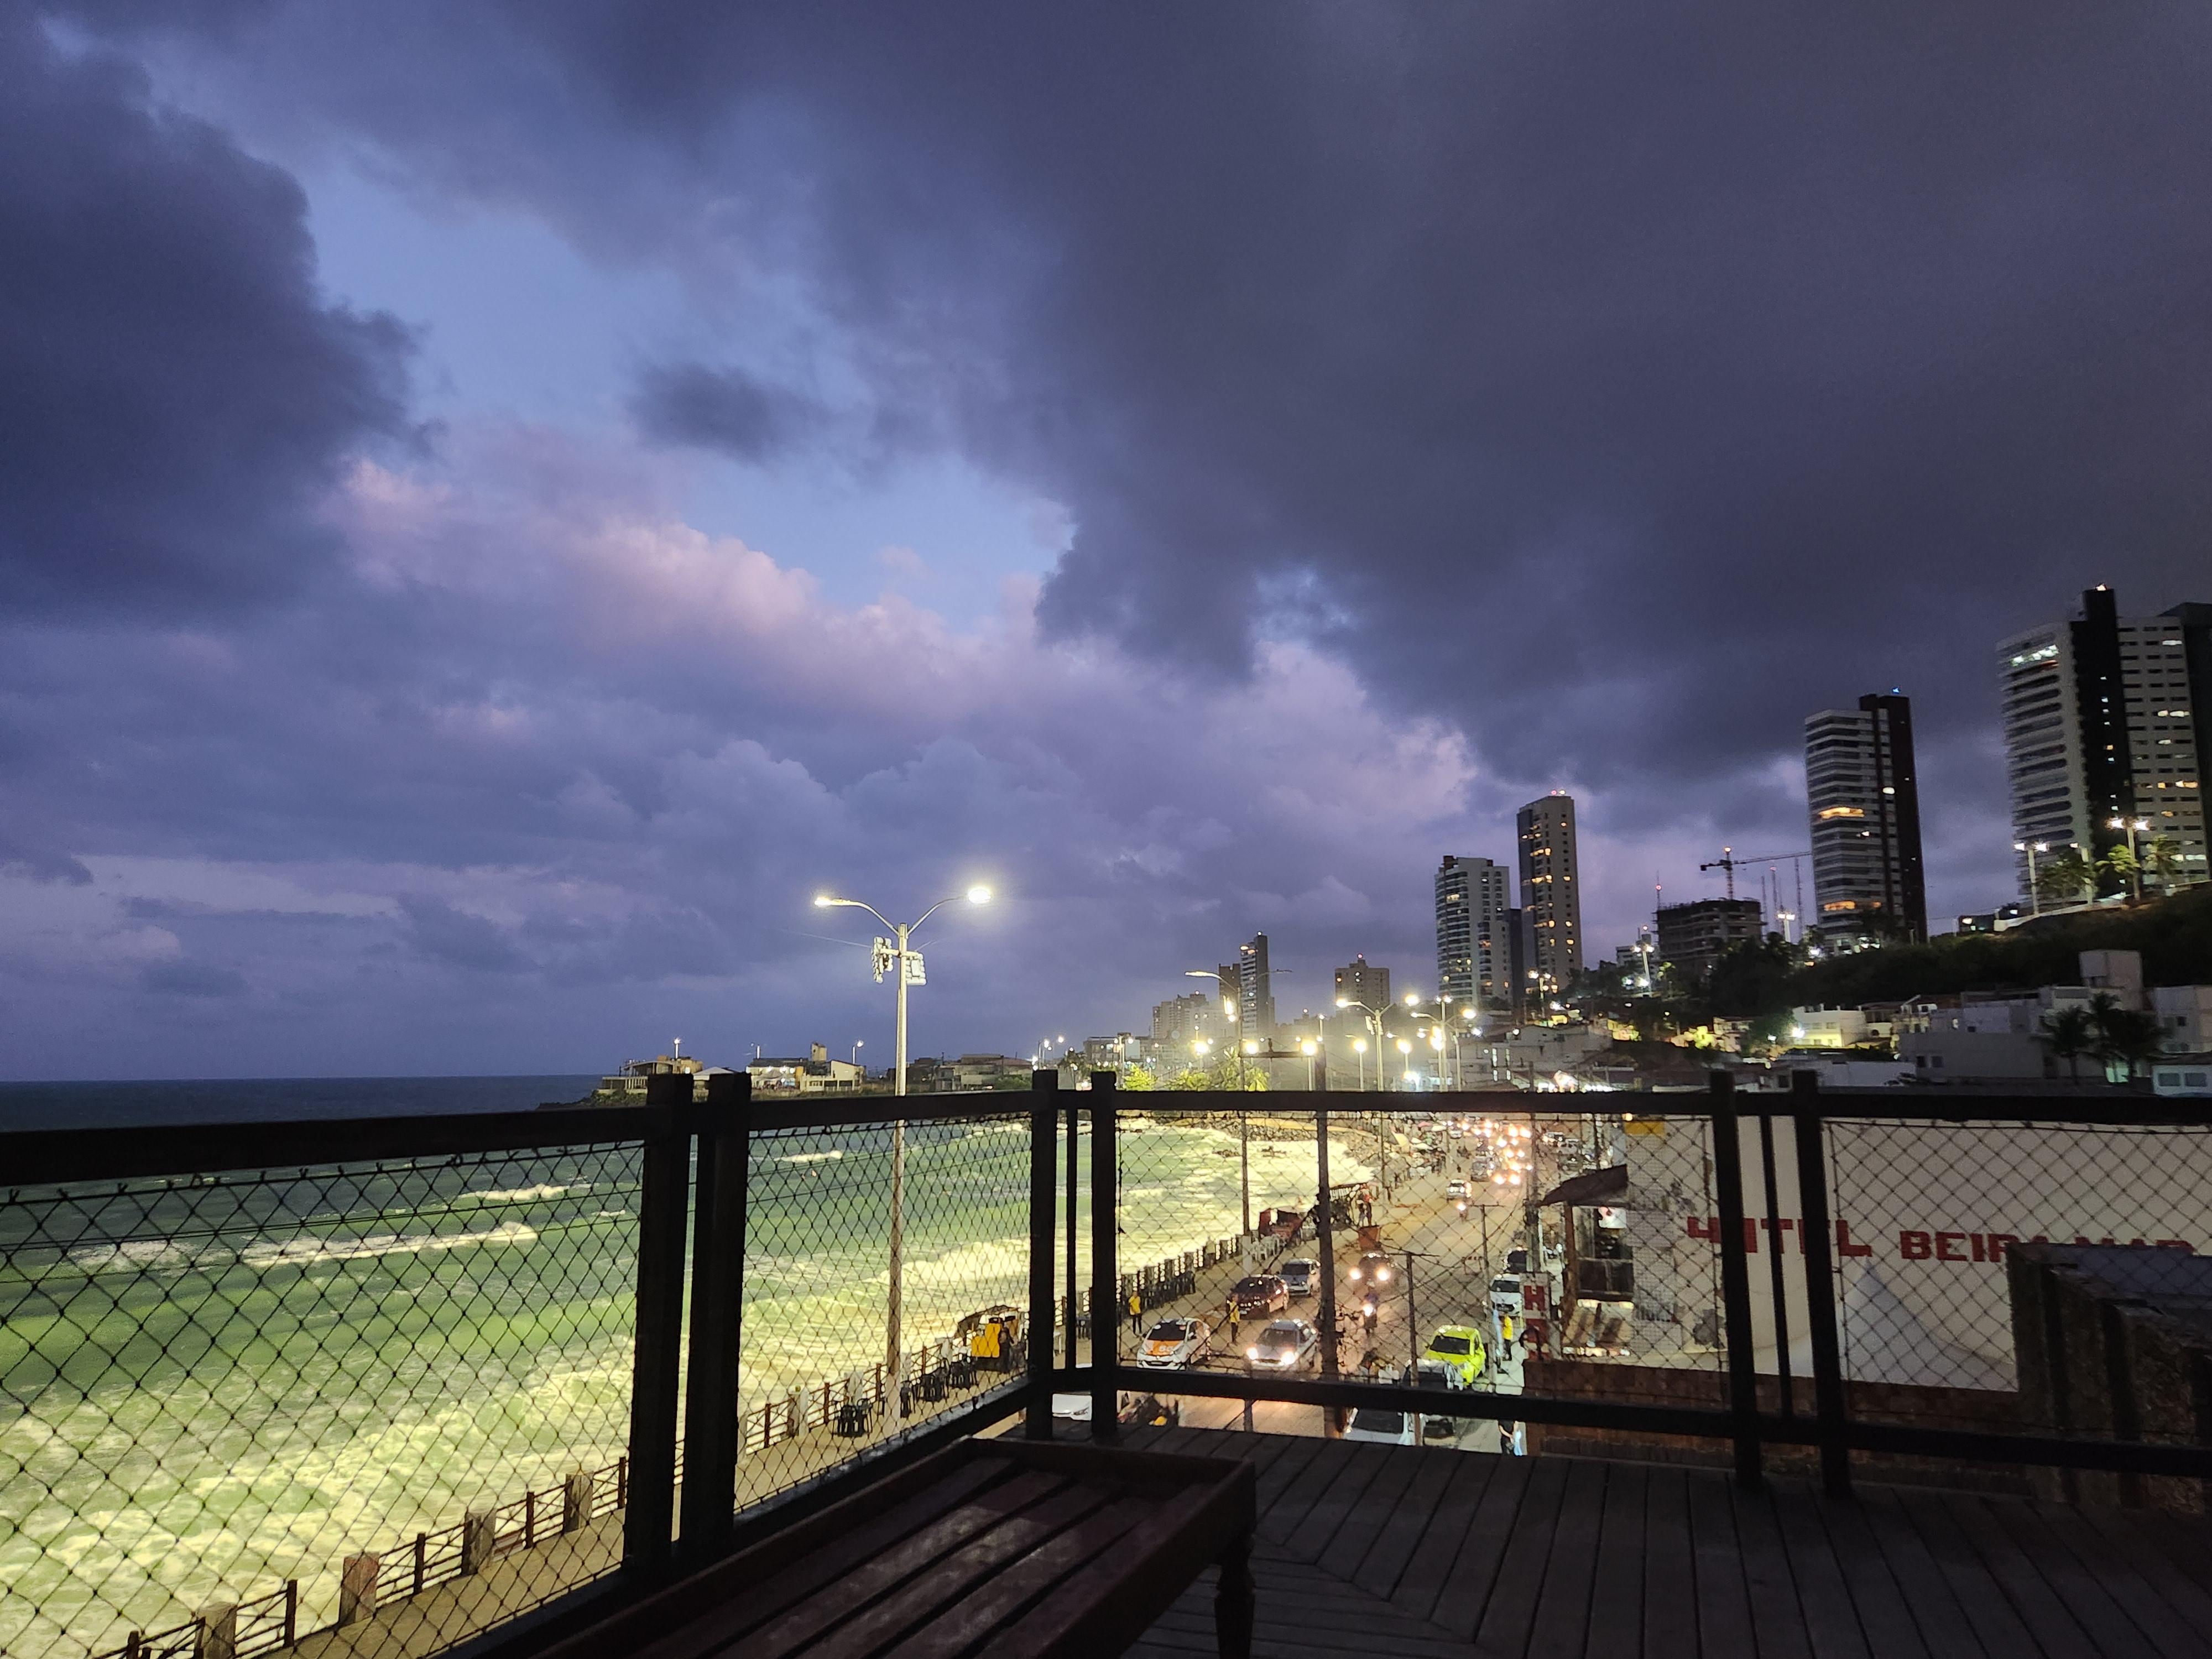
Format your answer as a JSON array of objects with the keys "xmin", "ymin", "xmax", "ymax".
[{"xmin": 8, "ymin": 9, "xmax": 2212, "ymax": 1077}]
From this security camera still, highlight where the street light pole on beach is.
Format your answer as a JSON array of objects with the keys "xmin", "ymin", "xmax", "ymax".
[
  {"xmin": 814, "ymin": 882, "xmax": 992, "ymax": 1428},
  {"xmin": 1186, "ymin": 968, "xmax": 1253, "ymax": 1235}
]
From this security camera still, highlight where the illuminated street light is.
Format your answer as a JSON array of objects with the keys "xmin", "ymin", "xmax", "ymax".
[{"xmin": 812, "ymin": 880, "xmax": 992, "ymax": 1426}]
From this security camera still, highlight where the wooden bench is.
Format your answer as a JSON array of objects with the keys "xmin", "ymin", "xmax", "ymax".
[{"xmin": 538, "ymin": 1437, "xmax": 1256, "ymax": 1659}]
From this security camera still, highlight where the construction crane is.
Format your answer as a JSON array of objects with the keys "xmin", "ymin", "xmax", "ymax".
[{"xmin": 1699, "ymin": 846, "xmax": 1812, "ymax": 899}]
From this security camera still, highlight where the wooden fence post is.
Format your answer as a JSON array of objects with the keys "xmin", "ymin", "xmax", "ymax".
[
  {"xmin": 564, "ymin": 1469, "xmax": 593, "ymax": 1533},
  {"xmin": 461, "ymin": 1511, "xmax": 497, "ymax": 1575},
  {"xmin": 338, "ymin": 1553, "xmax": 379, "ymax": 1626},
  {"xmin": 199, "ymin": 1603, "xmax": 237, "ymax": 1659}
]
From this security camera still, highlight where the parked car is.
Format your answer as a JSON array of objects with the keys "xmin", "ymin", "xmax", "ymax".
[
  {"xmin": 1232, "ymin": 1274, "xmax": 1289, "ymax": 1316},
  {"xmin": 1279, "ymin": 1258, "xmax": 1318, "ymax": 1297},
  {"xmin": 1051, "ymin": 1392, "xmax": 1092, "ymax": 1421},
  {"xmin": 1421, "ymin": 1324, "xmax": 1488, "ymax": 1386},
  {"xmin": 1348, "ymin": 1251, "xmax": 1394, "ymax": 1286},
  {"xmin": 1138, "ymin": 1316, "xmax": 1211, "ymax": 1369},
  {"xmin": 1343, "ymin": 1405, "xmax": 1417, "ymax": 1445},
  {"xmin": 1245, "ymin": 1317, "xmax": 1318, "ymax": 1371}
]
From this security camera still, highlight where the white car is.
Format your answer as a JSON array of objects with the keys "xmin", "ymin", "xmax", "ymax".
[
  {"xmin": 1137, "ymin": 1316, "xmax": 1210, "ymax": 1369},
  {"xmin": 1051, "ymin": 1392, "xmax": 1092, "ymax": 1421},
  {"xmin": 1343, "ymin": 1405, "xmax": 1418, "ymax": 1445},
  {"xmin": 1244, "ymin": 1318, "xmax": 1318, "ymax": 1371}
]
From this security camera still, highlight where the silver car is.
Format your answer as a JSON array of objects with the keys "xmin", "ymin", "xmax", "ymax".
[{"xmin": 1245, "ymin": 1318, "xmax": 1318, "ymax": 1371}]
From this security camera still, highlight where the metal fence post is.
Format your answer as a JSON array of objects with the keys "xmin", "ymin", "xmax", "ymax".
[
  {"xmin": 1709, "ymin": 1071, "xmax": 1762, "ymax": 1488},
  {"xmin": 1028, "ymin": 1070, "xmax": 1060, "ymax": 1438},
  {"xmin": 625, "ymin": 1077, "xmax": 691, "ymax": 1571},
  {"xmin": 679, "ymin": 1070, "xmax": 749, "ymax": 1552},
  {"xmin": 1089, "ymin": 1071, "xmax": 1119, "ymax": 1440},
  {"xmin": 1756, "ymin": 1113, "xmax": 1794, "ymax": 1420},
  {"xmin": 1313, "ymin": 1051, "xmax": 1341, "ymax": 1439},
  {"xmin": 1065, "ymin": 1093, "xmax": 1081, "ymax": 1370},
  {"xmin": 1790, "ymin": 1070, "xmax": 1851, "ymax": 1495}
]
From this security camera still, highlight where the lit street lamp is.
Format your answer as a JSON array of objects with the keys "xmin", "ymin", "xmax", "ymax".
[
  {"xmin": 813, "ymin": 882, "xmax": 992, "ymax": 1427},
  {"xmin": 1335, "ymin": 997, "xmax": 1388, "ymax": 1090}
]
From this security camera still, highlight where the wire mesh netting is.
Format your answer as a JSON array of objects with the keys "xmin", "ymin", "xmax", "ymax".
[
  {"xmin": 732, "ymin": 1112, "xmax": 1037, "ymax": 1511},
  {"xmin": 1824, "ymin": 1116, "xmax": 2212, "ymax": 1431},
  {"xmin": 1, "ymin": 1144, "xmax": 645, "ymax": 1659},
  {"xmin": 1104, "ymin": 1102, "xmax": 1718, "ymax": 1443}
]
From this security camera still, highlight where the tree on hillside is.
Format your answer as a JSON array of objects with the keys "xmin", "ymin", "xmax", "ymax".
[
  {"xmin": 2087, "ymin": 993, "xmax": 2163, "ymax": 1081},
  {"xmin": 2035, "ymin": 849, "xmax": 2095, "ymax": 907},
  {"xmin": 2037, "ymin": 1005, "xmax": 2096, "ymax": 1084},
  {"xmin": 2100, "ymin": 844, "xmax": 2142, "ymax": 903},
  {"xmin": 2144, "ymin": 836, "xmax": 2185, "ymax": 894},
  {"xmin": 1704, "ymin": 936, "xmax": 1802, "ymax": 1021}
]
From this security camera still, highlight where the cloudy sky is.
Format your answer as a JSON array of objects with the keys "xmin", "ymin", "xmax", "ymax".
[{"xmin": 5, "ymin": 4, "xmax": 2210, "ymax": 1080}]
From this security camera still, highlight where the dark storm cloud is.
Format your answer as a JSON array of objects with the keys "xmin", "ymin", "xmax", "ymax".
[
  {"xmin": 80, "ymin": 1, "xmax": 2212, "ymax": 813},
  {"xmin": 0, "ymin": 15, "xmax": 411, "ymax": 610},
  {"xmin": 629, "ymin": 363, "xmax": 821, "ymax": 461}
]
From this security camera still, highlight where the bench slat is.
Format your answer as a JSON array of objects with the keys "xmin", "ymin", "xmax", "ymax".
[
  {"xmin": 880, "ymin": 1494, "xmax": 1160, "ymax": 1659},
  {"xmin": 722, "ymin": 1469, "xmax": 1074, "ymax": 1659},
  {"xmin": 968, "ymin": 1472, "xmax": 1254, "ymax": 1659},
  {"xmin": 787, "ymin": 1481, "xmax": 1121, "ymax": 1659},
  {"xmin": 540, "ymin": 1451, "xmax": 1014, "ymax": 1659}
]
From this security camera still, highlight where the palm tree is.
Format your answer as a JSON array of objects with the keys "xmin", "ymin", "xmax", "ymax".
[
  {"xmin": 2034, "ymin": 849, "xmax": 2095, "ymax": 907},
  {"xmin": 2100, "ymin": 843, "xmax": 2141, "ymax": 902},
  {"xmin": 2088, "ymin": 993, "xmax": 2163, "ymax": 1082},
  {"xmin": 2037, "ymin": 1005, "xmax": 2096, "ymax": 1084},
  {"xmin": 2143, "ymin": 836, "xmax": 2184, "ymax": 895}
]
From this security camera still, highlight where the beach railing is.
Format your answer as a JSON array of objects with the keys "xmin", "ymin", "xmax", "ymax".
[{"xmin": 29, "ymin": 1070, "xmax": 2212, "ymax": 1659}]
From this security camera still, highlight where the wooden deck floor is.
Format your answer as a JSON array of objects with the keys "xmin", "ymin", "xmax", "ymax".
[{"xmin": 1117, "ymin": 1426, "xmax": 2212, "ymax": 1659}]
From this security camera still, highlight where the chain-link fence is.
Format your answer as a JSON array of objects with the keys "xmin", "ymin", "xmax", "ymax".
[
  {"xmin": 731, "ymin": 1112, "xmax": 1037, "ymax": 1511},
  {"xmin": 1825, "ymin": 1116, "xmax": 2212, "ymax": 1435},
  {"xmin": 1098, "ymin": 1102, "xmax": 1723, "ymax": 1447},
  {"xmin": 2, "ymin": 1142, "xmax": 646, "ymax": 1659}
]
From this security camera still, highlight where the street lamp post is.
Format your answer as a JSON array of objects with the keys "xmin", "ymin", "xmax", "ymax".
[
  {"xmin": 2015, "ymin": 839, "xmax": 2051, "ymax": 915},
  {"xmin": 813, "ymin": 883, "xmax": 993, "ymax": 1429},
  {"xmin": 1352, "ymin": 1036, "xmax": 1368, "ymax": 1091},
  {"xmin": 1335, "ymin": 998, "xmax": 1387, "ymax": 1090},
  {"xmin": 2107, "ymin": 816, "xmax": 2150, "ymax": 902},
  {"xmin": 1186, "ymin": 969, "xmax": 1252, "ymax": 1236}
]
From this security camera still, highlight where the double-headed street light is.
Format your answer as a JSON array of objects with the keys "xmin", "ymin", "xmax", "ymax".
[
  {"xmin": 812, "ymin": 883, "xmax": 992, "ymax": 1428},
  {"xmin": 2107, "ymin": 816, "xmax": 2152, "ymax": 901}
]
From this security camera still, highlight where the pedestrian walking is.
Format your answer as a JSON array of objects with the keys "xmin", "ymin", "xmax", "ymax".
[
  {"xmin": 1227, "ymin": 1299, "xmax": 1241, "ymax": 1343},
  {"xmin": 1126, "ymin": 1290, "xmax": 1142, "ymax": 1333}
]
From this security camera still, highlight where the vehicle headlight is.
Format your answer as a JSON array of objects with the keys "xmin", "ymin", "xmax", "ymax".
[{"xmin": 1246, "ymin": 1347, "xmax": 1260, "ymax": 1359}]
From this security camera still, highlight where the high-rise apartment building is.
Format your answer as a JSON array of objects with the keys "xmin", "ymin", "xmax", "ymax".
[
  {"xmin": 1434, "ymin": 855, "xmax": 1512, "ymax": 1010},
  {"xmin": 1236, "ymin": 933, "xmax": 1277, "ymax": 1042},
  {"xmin": 1999, "ymin": 587, "xmax": 2210, "ymax": 899},
  {"xmin": 1805, "ymin": 692, "xmax": 1928, "ymax": 941},
  {"xmin": 1333, "ymin": 954, "xmax": 1391, "ymax": 1014},
  {"xmin": 1149, "ymin": 992, "xmax": 1221, "ymax": 1052},
  {"xmin": 1655, "ymin": 898, "xmax": 1764, "ymax": 982},
  {"xmin": 1516, "ymin": 793, "xmax": 1583, "ymax": 995}
]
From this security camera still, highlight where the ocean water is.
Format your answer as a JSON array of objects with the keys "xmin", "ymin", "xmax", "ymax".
[
  {"xmin": 0, "ymin": 1089, "xmax": 1366, "ymax": 1657},
  {"xmin": 0, "ymin": 1076, "xmax": 598, "ymax": 1133}
]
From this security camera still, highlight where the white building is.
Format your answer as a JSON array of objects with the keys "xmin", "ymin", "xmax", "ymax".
[
  {"xmin": 1516, "ymin": 793, "xmax": 1584, "ymax": 996},
  {"xmin": 1997, "ymin": 586, "xmax": 2210, "ymax": 902},
  {"xmin": 1789, "ymin": 1005, "xmax": 1872, "ymax": 1049},
  {"xmin": 1804, "ymin": 694, "xmax": 1928, "ymax": 941},
  {"xmin": 2154, "ymin": 985, "xmax": 2212, "ymax": 1052},
  {"xmin": 1435, "ymin": 854, "xmax": 1512, "ymax": 1011}
]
